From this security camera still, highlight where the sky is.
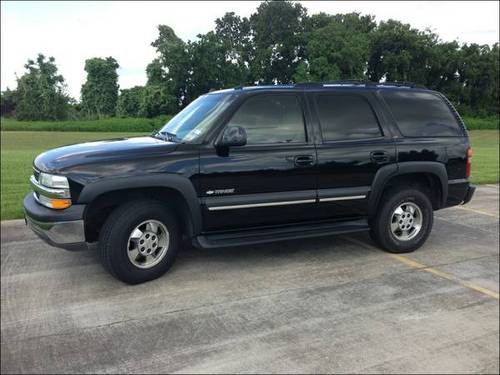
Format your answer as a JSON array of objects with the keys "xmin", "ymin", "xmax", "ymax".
[{"xmin": 1, "ymin": 1, "xmax": 499, "ymax": 100}]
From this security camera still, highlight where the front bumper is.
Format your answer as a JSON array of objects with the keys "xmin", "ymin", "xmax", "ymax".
[{"xmin": 23, "ymin": 193, "xmax": 87, "ymax": 251}]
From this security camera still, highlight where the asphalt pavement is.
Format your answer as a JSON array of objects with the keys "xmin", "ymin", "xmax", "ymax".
[{"xmin": 1, "ymin": 184, "xmax": 499, "ymax": 374}]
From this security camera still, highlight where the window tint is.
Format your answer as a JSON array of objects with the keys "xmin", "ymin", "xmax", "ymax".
[
  {"xmin": 229, "ymin": 95, "xmax": 305, "ymax": 144},
  {"xmin": 316, "ymin": 95, "xmax": 382, "ymax": 141},
  {"xmin": 382, "ymin": 91, "xmax": 462, "ymax": 137}
]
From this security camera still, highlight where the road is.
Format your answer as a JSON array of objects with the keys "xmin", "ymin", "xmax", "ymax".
[{"xmin": 1, "ymin": 185, "xmax": 499, "ymax": 374}]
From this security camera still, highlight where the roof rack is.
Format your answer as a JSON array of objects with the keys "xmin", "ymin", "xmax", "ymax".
[
  {"xmin": 231, "ymin": 81, "xmax": 427, "ymax": 91},
  {"xmin": 373, "ymin": 81, "xmax": 427, "ymax": 89},
  {"xmin": 295, "ymin": 80, "xmax": 427, "ymax": 89}
]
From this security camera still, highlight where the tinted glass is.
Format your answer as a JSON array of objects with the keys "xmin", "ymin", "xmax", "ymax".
[
  {"xmin": 229, "ymin": 95, "xmax": 305, "ymax": 144},
  {"xmin": 316, "ymin": 95, "xmax": 382, "ymax": 141},
  {"xmin": 382, "ymin": 91, "xmax": 462, "ymax": 137}
]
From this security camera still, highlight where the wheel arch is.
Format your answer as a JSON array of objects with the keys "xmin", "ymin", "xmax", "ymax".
[
  {"xmin": 368, "ymin": 162, "xmax": 448, "ymax": 217},
  {"xmin": 79, "ymin": 175, "xmax": 201, "ymax": 242}
]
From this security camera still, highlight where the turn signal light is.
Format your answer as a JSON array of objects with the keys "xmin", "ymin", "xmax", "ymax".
[{"xmin": 50, "ymin": 198, "xmax": 72, "ymax": 210}]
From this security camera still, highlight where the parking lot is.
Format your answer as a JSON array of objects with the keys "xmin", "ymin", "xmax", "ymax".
[{"xmin": 1, "ymin": 185, "xmax": 498, "ymax": 374}]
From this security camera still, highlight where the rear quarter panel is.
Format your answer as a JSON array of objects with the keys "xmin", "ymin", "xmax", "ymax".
[{"xmin": 395, "ymin": 136, "xmax": 470, "ymax": 206}]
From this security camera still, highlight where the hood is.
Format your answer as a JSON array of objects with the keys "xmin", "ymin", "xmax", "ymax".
[{"xmin": 34, "ymin": 136, "xmax": 179, "ymax": 173}]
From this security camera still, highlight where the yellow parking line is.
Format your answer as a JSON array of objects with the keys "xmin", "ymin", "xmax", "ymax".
[
  {"xmin": 389, "ymin": 254, "xmax": 500, "ymax": 300},
  {"xmin": 344, "ymin": 236, "xmax": 500, "ymax": 300},
  {"xmin": 454, "ymin": 206, "xmax": 499, "ymax": 219}
]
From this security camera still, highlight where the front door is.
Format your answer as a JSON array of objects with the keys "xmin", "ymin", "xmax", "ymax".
[{"xmin": 199, "ymin": 92, "xmax": 318, "ymax": 232}]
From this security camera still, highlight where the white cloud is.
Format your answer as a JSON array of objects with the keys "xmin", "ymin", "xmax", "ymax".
[{"xmin": 1, "ymin": 1, "xmax": 498, "ymax": 100}]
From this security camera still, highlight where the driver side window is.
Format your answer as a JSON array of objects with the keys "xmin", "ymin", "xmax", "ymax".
[{"xmin": 229, "ymin": 94, "xmax": 306, "ymax": 144}]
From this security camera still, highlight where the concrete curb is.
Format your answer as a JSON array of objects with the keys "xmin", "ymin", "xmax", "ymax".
[{"xmin": 1, "ymin": 219, "xmax": 38, "ymax": 243}]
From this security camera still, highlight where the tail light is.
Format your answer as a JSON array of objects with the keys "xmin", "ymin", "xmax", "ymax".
[{"xmin": 465, "ymin": 147, "xmax": 472, "ymax": 178}]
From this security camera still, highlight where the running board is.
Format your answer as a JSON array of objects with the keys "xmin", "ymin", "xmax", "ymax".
[{"xmin": 195, "ymin": 219, "xmax": 369, "ymax": 248}]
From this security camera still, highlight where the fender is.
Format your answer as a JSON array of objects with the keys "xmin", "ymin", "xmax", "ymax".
[
  {"xmin": 77, "ymin": 174, "xmax": 202, "ymax": 235},
  {"xmin": 368, "ymin": 161, "xmax": 448, "ymax": 216}
]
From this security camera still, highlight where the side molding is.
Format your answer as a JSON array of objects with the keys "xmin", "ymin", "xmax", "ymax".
[
  {"xmin": 368, "ymin": 162, "xmax": 448, "ymax": 215},
  {"xmin": 203, "ymin": 189, "xmax": 317, "ymax": 211},
  {"xmin": 77, "ymin": 174, "xmax": 202, "ymax": 235}
]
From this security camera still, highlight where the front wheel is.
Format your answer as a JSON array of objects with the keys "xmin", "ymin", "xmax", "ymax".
[
  {"xmin": 98, "ymin": 200, "xmax": 180, "ymax": 284},
  {"xmin": 370, "ymin": 188, "xmax": 434, "ymax": 253}
]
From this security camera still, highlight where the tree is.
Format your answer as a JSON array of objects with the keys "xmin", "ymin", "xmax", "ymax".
[
  {"xmin": 150, "ymin": 23, "xmax": 248, "ymax": 110},
  {"xmin": 187, "ymin": 31, "xmax": 245, "ymax": 99},
  {"xmin": 144, "ymin": 58, "xmax": 178, "ymax": 117},
  {"xmin": 295, "ymin": 19, "xmax": 370, "ymax": 82},
  {"xmin": 364, "ymin": 19, "xmax": 498, "ymax": 115},
  {"xmin": 305, "ymin": 12, "xmax": 376, "ymax": 34},
  {"xmin": 425, "ymin": 41, "xmax": 462, "ymax": 103},
  {"xmin": 0, "ymin": 88, "xmax": 18, "ymax": 117},
  {"xmin": 117, "ymin": 86, "xmax": 143, "ymax": 117},
  {"xmin": 249, "ymin": 0, "xmax": 308, "ymax": 83},
  {"xmin": 146, "ymin": 58, "xmax": 166, "ymax": 86},
  {"xmin": 145, "ymin": 4, "xmax": 499, "ymax": 117},
  {"xmin": 81, "ymin": 57, "xmax": 119, "ymax": 118},
  {"xmin": 215, "ymin": 12, "xmax": 252, "ymax": 83},
  {"xmin": 367, "ymin": 20, "xmax": 437, "ymax": 84},
  {"xmin": 14, "ymin": 54, "xmax": 70, "ymax": 120},
  {"xmin": 151, "ymin": 25, "xmax": 190, "ymax": 108},
  {"xmin": 456, "ymin": 43, "xmax": 499, "ymax": 115},
  {"xmin": 139, "ymin": 84, "xmax": 176, "ymax": 118}
]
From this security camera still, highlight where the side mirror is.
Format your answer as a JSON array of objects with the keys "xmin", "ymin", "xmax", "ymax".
[{"xmin": 218, "ymin": 125, "xmax": 247, "ymax": 148}]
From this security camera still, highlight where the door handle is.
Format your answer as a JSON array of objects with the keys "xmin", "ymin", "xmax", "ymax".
[
  {"xmin": 370, "ymin": 151, "xmax": 389, "ymax": 163},
  {"xmin": 293, "ymin": 155, "xmax": 314, "ymax": 167}
]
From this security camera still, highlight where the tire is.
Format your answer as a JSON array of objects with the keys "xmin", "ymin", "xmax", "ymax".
[
  {"xmin": 369, "ymin": 187, "xmax": 433, "ymax": 253},
  {"xmin": 98, "ymin": 200, "xmax": 180, "ymax": 284}
]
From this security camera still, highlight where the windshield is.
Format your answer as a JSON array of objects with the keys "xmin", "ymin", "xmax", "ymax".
[{"xmin": 157, "ymin": 93, "xmax": 234, "ymax": 142}]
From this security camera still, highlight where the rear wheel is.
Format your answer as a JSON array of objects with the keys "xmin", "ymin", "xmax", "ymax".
[
  {"xmin": 98, "ymin": 200, "xmax": 180, "ymax": 284},
  {"xmin": 370, "ymin": 188, "xmax": 433, "ymax": 253}
]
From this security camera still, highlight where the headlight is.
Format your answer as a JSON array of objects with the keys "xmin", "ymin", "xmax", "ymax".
[
  {"xmin": 39, "ymin": 173, "xmax": 70, "ymax": 189},
  {"xmin": 30, "ymin": 172, "xmax": 72, "ymax": 210}
]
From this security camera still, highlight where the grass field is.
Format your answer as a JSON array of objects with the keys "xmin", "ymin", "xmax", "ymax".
[
  {"xmin": 468, "ymin": 130, "xmax": 499, "ymax": 184},
  {"xmin": 1, "ymin": 115, "xmax": 497, "ymax": 132},
  {"xmin": 1, "ymin": 130, "xmax": 498, "ymax": 220},
  {"xmin": 0, "ymin": 116, "xmax": 171, "ymax": 132},
  {"xmin": 462, "ymin": 116, "xmax": 499, "ymax": 130}
]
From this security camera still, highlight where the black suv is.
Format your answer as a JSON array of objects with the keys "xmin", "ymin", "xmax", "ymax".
[{"xmin": 24, "ymin": 82, "xmax": 476, "ymax": 284}]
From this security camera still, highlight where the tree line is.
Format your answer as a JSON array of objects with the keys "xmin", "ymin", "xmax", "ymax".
[{"xmin": 1, "ymin": 0, "xmax": 498, "ymax": 121}]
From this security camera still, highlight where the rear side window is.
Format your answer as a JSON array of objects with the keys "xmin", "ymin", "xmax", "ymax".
[
  {"xmin": 315, "ymin": 95, "xmax": 382, "ymax": 141},
  {"xmin": 229, "ymin": 94, "xmax": 306, "ymax": 144},
  {"xmin": 382, "ymin": 91, "xmax": 462, "ymax": 137}
]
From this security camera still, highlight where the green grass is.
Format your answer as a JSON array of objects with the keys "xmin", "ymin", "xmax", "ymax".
[
  {"xmin": 469, "ymin": 130, "xmax": 499, "ymax": 184},
  {"xmin": 0, "ymin": 116, "xmax": 172, "ymax": 132},
  {"xmin": 2, "ymin": 115, "xmax": 497, "ymax": 132},
  {"xmin": 463, "ymin": 116, "xmax": 499, "ymax": 130},
  {"xmin": 1, "ymin": 130, "xmax": 498, "ymax": 220}
]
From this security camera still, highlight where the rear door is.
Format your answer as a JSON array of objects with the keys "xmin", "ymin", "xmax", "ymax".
[
  {"xmin": 308, "ymin": 90, "xmax": 396, "ymax": 219},
  {"xmin": 199, "ymin": 92, "xmax": 318, "ymax": 231}
]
